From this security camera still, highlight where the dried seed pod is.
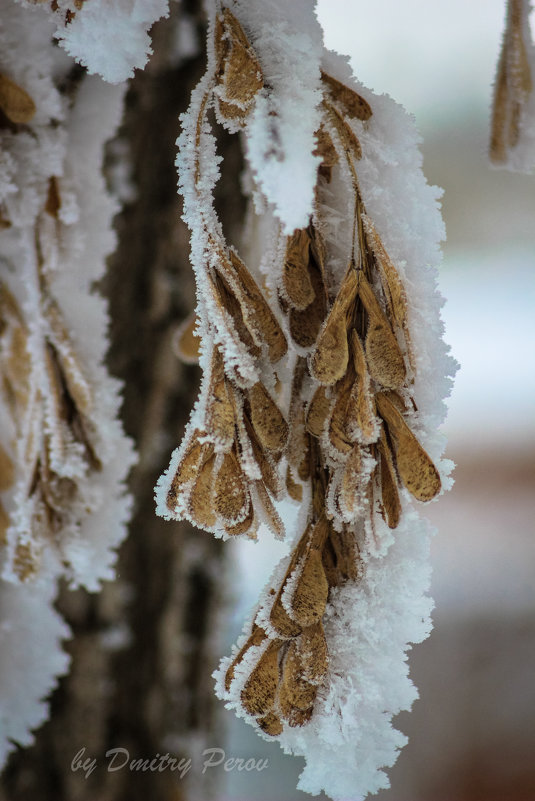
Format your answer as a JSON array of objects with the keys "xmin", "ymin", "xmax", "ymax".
[
  {"xmin": 174, "ymin": 312, "xmax": 201, "ymax": 364},
  {"xmin": 285, "ymin": 465, "xmax": 303, "ymax": 502},
  {"xmin": 288, "ymin": 254, "xmax": 328, "ymax": 348},
  {"xmin": 270, "ymin": 592, "xmax": 303, "ymax": 639},
  {"xmin": 376, "ymin": 392, "xmax": 441, "ymax": 502},
  {"xmin": 328, "ymin": 375, "xmax": 354, "ymax": 455},
  {"xmin": 283, "ymin": 229, "xmax": 315, "ymax": 310},
  {"xmin": 45, "ymin": 301, "xmax": 93, "ymax": 416},
  {"xmin": 166, "ymin": 431, "xmax": 212, "ymax": 510},
  {"xmin": 0, "ymin": 73, "xmax": 36, "ymax": 124},
  {"xmin": 212, "ymin": 272, "xmax": 261, "ymax": 359},
  {"xmin": 298, "ymin": 622, "xmax": 329, "ymax": 683},
  {"xmin": 314, "ymin": 125, "xmax": 339, "ymax": 181},
  {"xmin": 279, "ymin": 642, "xmax": 317, "ymax": 719},
  {"xmin": 310, "ymin": 266, "xmax": 358, "ymax": 385},
  {"xmin": 306, "ymin": 385, "xmax": 332, "ymax": 438},
  {"xmin": 188, "ymin": 452, "xmax": 217, "ymax": 528},
  {"xmin": 206, "ymin": 350, "xmax": 235, "ymax": 448},
  {"xmin": 347, "ymin": 331, "xmax": 377, "ymax": 442},
  {"xmin": 327, "ymin": 101, "xmax": 363, "ymax": 160},
  {"xmin": 45, "ymin": 176, "xmax": 61, "ymax": 218},
  {"xmin": 245, "ymin": 416, "xmax": 281, "ymax": 497},
  {"xmin": 226, "ymin": 251, "xmax": 287, "ymax": 362},
  {"xmin": 340, "ymin": 442, "xmax": 364, "ymax": 515},
  {"xmin": 257, "ymin": 711, "xmax": 283, "ymax": 736},
  {"xmin": 215, "ymin": 8, "xmax": 264, "ymax": 115},
  {"xmin": 357, "ymin": 272, "xmax": 406, "ymax": 390},
  {"xmin": 321, "ymin": 524, "xmax": 360, "ymax": 586},
  {"xmin": 321, "ymin": 70, "xmax": 372, "ymax": 121},
  {"xmin": 255, "ymin": 480, "xmax": 285, "ymax": 539},
  {"xmin": 0, "ymin": 500, "xmax": 9, "ymax": 545},
  {"xmin": 0, "ymin": 444, "xmax": 14, "ymax": 491},
  {"xmin": 241, "ymin": 642, "xmax": 281, "ymax": 716},
  {"xmin": 248, "ymin": 382, "xmax": 288, "ymax": 453},
  {"xmin": 290, "ymin": 547, "xmax": 329, "ymax": 628},
  {"xmin": 225, "ymin": 625, "xmax": 267, "ymax": 691},
  {"xmin": 224, "ymin": 503, "xmax": 255, "ymax": 537},
  {"xmin": 378, "ymin": 428, "xmax": 401, "ymax": 529},
  {"xmin": 215, "ymin": 449, "xmax": 250, "ymax": 523}
]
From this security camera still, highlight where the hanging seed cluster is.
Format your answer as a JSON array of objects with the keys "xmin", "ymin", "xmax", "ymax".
[
  {"xmin": 0, "ymin": 67, "xmax": 113, "ymax": 580},
  {"xmin": 163, "ymin": 7, "xmax": 442, "ymax": 734},
  {"xmin": 490, "ymin": 0, "xmax": 533, "ymax": 164}
]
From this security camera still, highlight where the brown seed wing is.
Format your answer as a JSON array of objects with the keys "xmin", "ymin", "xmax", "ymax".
[
  {"xmin": 0, "ymin": 73, "xmax": 36, "ymax": 124},
  {"xmin": 378, "ymin": 428, "xmax": 401, "ymax": 529},
  {"xmin": 214, "ymin": 450, "xmax": 250, "ymax": 523},
  {"xmin": 175, "ymin": 312, "xmax": 201, "ymax": 364},
  {"xmin": 290, "ymin": 548, "xmax": 329, "ymax": 628},
  {"xmin": 321, "ymin": 71, "xmax": 372, "ymax": 120},
  {"xmin": 241, "ymin": 642, "xmax": 281, "ymax": 717},
  {"xmin": 376, "ymin": 392, "xmax": 441, "ymax": 502},
  {"xmin": 283, "ymin": 229, "xmax": 315, "ymax": 310},
  {"xmin": 189, "ymin": 453, "xmax": 217, "ymax": 528},
  {"xmin": 248, "ymin": 381, "xmax": 288, "ymax": 453}
]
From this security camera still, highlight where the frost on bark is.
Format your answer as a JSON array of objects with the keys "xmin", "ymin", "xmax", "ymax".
[{"xmin": 0, "ymin": 3, "xmax": 233, "ymax": 800}]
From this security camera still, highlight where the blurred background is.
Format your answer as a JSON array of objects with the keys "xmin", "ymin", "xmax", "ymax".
[{"xmin": 221, "ymin": 1, "xmax": 535, "ymax": 799}]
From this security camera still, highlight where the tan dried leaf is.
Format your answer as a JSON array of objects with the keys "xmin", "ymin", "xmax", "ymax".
[
  {"xmin": 0, "ymin": 73, "xmax": 36, "ymax": 124},
  {"xmin": 270, "ymin": 592, "xmax": 303, "ymax": 639},
  {"xmin": 279, "ymin": 642, "xmax": 317, "ymax": 720},
  {"xmin": 248, "ymin": 381, "xmax": 288, "ymax": 453},
  {"xmin": 376, "ymin": 392, "xmax": 441, "ymax": 502},
  {"xmin": 283, "ymin": 229, "xmax": 315, "ymax": 310},
  {"xmin": 321, "ymin": 71, "xmax": 372, "ymax": 121},
  {"xmin": 241, "ymin": 641, "xmax": 281, "ymax": 716}
]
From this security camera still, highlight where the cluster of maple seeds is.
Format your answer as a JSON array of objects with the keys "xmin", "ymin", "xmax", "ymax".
[
  {"xmin": 165, "ymin": 6, "xmax": 443, "ymax": 732},
  {"xmin": 0, "ymin": 74, "xmax": 102, "ymax": 579}
]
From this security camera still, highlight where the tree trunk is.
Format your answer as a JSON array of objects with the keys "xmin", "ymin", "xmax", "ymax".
[{"xmin": 0, "ymin": 6, "xmax": 243, "ymax": 800}]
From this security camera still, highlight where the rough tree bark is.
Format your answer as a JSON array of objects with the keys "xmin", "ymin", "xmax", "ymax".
[{"xmin": 0, "ymin": 5, "xmax": 244, "ymax": 800}]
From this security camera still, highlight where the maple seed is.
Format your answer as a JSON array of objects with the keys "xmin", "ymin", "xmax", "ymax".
[
  {"xmin": 189, "ymin": 453, "xmax": 217, "ymax": 528},
  {"xmin": 290, "ymin": 548, "xmax": 329, "ymax": 628},
  {"xmin": 0, "ymin": 73, "xmax": 36, "ymax": 124},
  {"xmin": 248, "ymin": 382, "xmax": 288, "ymax": 453},
  {"xmin": 376, "ymin": 392, "xmax": 441, "ymax": 502},
  {"xmin": 283, "ymin": 229, "xmax": 315, "ymax": 310},
  {"xmin": 214, "ymin": 450, "xmax": 250, "ymax": 523},
  {"xmin": 378, "ymin": 428, "xmax": 401, "ymax": 529},
  {"xmin": 257, "ymin": 711, "xmax": 283, "ymax": 736},
  {"xmin": 174, "ymin": 312, "xmax": 201, "ymax": 364},
  {"xmin": 357, "ymin": 272, "xmax": 406, "ymax": 390},
  {"xmin": 225, "ymin": 626, "xmax": 266, "ymax": 692},
  {"xmin": 241, "ymin": 643, "xmax": 281, "ymax": 716},
  {"xmin": 215, "ymin": 8, "xmax": 264, "ymax": 113},
  {"xmin": 321, "ymin": 70, "xmax": 372, "ymax": 120}
]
